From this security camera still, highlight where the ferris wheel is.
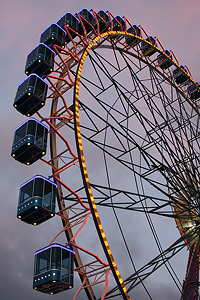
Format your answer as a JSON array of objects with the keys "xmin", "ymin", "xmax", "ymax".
[{"xmin": 11, "ymin": 8, "xmax": 200, "ymax": 300}]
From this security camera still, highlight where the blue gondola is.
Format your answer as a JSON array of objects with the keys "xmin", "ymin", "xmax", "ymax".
[
  {"xmin": 157, "ymin": 49, "xmax": 173, "ymax": 70},
  {"xmin": 126, "ymin": 25, "xmax": 141, "ymax": 46},
  {"xmin": 111, "ymin": 15, "xmax": 126, "ymax": 31},
  {"xmin": 11, "ymin": 118, "xmax": 48, "ymax": 165},
  {"xmin": 57, "ymin": 12, "xmax": 79, "ymax": 44},
  {"xmin": 57, "ymin": 12, "xmax": 79, "ymax": 31},
  {"xmin": 77, "ymin": 8, "xmax": 94, "ymax": 35},
  {"xmin": 93, "ymin": 10, "xmax": 109, "ymax": 33},
  {"xmin": 40, "ymin": 23, "xmax": 66, "ymax": 48},
  {"xmin": 187, "ymin": 82, "xmax": 200, "ymax": 100},
  {"xmin": 173, "ymin": 65, "xmax": 189, "ymax": 85},
  {"xmin": 33, "ymin": 244, "xmax": 74, "ymax": 294},
  {"xmin": 13, "ymin": 74, "xmax": 48, "ymax": 116},
  {"xmin": 25, "ymin": 43, "xmax": 55, "ymax": 77},
  {"xmin": 141, "ymin": 36, "xmax": 157, "ymax": 57},
  {"xmin": 17, "ymin": 175, "xmax": 57, "ymax": 225}
]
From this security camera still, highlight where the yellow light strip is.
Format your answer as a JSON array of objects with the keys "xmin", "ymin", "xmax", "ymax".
[{"xmin": 74, "ymin": 31, "xmax": 131, "ymax": 300}]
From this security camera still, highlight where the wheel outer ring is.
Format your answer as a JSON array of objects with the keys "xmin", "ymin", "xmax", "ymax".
[{"xmin": 73, "ymin": 31, "xmax": 132, "ymax": 300}]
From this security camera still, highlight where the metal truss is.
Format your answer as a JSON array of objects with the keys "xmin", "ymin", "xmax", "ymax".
[{"xmin": 25, "ymin": 9, "xmax": 200, "ymax": 300}]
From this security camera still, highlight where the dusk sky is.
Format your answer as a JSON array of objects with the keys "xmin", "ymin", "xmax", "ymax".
[{"xmin": 1, "ymin": 0, "xmax": 200, "ymax": 299}]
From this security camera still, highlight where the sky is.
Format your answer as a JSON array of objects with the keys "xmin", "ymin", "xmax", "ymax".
[{"xmin": 1, "ymin": 0, "xmax": 200, "ymax": 299}]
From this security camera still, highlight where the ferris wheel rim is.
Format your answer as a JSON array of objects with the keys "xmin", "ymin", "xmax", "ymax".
[
  {"xmin": 70, "ymin": 30, "xmax": 200, "ymax": 299},
  {"xmin": 20, "ymin": 11, "xmax": 200, "ymax": 299},
  {"xmin": 11, "ymin": 7, "xmax": 200, "ymax": 300}
]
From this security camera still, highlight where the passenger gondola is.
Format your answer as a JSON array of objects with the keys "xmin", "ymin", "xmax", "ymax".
[
  {"xmin": 111, "ymin": 15, "xmax": 126, "ymax": 31},
  {"xmin": 173, "ymin": 65, "xmax": 189, "ymax": 85},
  {"xmin": 187, "ymin": 82, "xmax": 200, "ymax": 101},
  {"xmin": 93, "ymin": 10, "xmax": 109, "ymax": 33},
  {"xmin": 25, "ymin": 43, "xmax": 55, "ymax": 77},
  {"xmin": 17, "ymin": 175, "xmax": 57, "ymax": 225},
  {"xmin": 141, "ymin": 36, "xmax": 157, "ymax": 57},
  {"xmin": 57, "ymin": 12, "xmax": 79, "ymax": 44},
  {"xmin": 11, "ymin": 118, "xmax": 48, "ymax": 165},
  {"xmin": 126, "ymin": 24, "xmax": 141, "ymax": 46},
  {"xmin": 13, "ymin": 74, "xmax": 48, "ymax": 116},
  {"xmin": 77, "ymin": 8, "xmax": 94, "ymax": 35},
  {"xmin": 40, "ymin": 23, "xmax": 66, "ymax": 48},
  {"xmin": 33, "ymin": 244, "xmax": 74, "ymax": 294},
  {"xmin": 157, "ymin": 49, "xmax": 173, "ymax": 70}
]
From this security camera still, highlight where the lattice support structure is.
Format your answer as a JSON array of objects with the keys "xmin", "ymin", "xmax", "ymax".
[
  {"xmin": 73, "ymin": 264, "xmax": 110, "ymax": 300},
  {"xmin": 12, "ymin": 7, "xmax": 200, "ymax": 300},
  {"xmin": 181, "ymin": 243, "xmax": 200, "ymax": 300}
]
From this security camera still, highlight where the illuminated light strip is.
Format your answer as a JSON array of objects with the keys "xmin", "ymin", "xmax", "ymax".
[
  {"xmin": 19, "ymin": 175, "xmax": 57, "ymax": 190},
  {"xmin": 74, "ymin": 31, "xmax": 132, "ymax": 300},
  {"xmin": 14, "ymin": 117, "xmax": 49, "ymax": 132},
  {"xmin": 113, "ymin": 30, "xmax": 195, "ymax": 87},
  {"xmin": 40, "ymin": 22, "xmax": 66, "ymax": 36},
  {"xmin": 34, "ymin": 243, "xmax": 75, "ymax": 256},
  {"xmin": 116, "ymin": 31, "xmax": 199, "ymax": 108},
  {"xmin": 16, "ymin": 73, "xmax": 49, "ymax": 90},
  {"xmin": 26, "ymin": 42, "xmax": 56, "ymax": 58}
]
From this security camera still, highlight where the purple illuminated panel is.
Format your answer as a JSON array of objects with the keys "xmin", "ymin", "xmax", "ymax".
[
  {"xmin": 26, "ymin": 43, "xmax": 56, "ymax": 58},
  {"xmin": 34, "ymin": 243, "xmax": 75, "ymax": 256},
  {"xmin": 16, "ymin": 73, "xmax": 48, "ymax": 90},
  {"xmin": 40, "ymin": 23, "xmax": 65, "ymax": 36},
  {"xmin": 14, "ymin": 118, "xmax": 49, "ymax": 133},
  {"xmin": 19, "ymin": 175, "xmax": 57, "ymax": 190}
]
